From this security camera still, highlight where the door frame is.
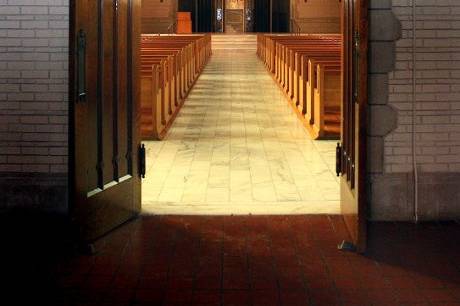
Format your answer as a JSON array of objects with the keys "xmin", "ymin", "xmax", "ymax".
[
  {"xmin": 67, "ymin": 0, "xmax": 369, "ymax": 249},
  {"xmin": 340, "ymin": 0, "xmax": 369, "ymax": 253}
]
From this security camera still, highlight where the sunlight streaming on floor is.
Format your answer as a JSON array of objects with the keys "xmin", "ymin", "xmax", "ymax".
[{"xmin": 142, "ymin": 49, "xmax": 339, "ymax": 215}]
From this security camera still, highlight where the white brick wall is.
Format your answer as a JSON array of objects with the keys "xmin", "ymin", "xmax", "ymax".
[
  {"xmin": 386, "ymin": 0, "xmax": 460, "ymax": 173},
  {"xmin": 0, "ymin": 0, "xmax": 69, "ymax": 174},
  {"xmin": 2, "ymin": 0, "xmax": 459, "ymax": 176}
]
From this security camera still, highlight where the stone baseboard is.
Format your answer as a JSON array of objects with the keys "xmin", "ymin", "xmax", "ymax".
[
  {"xmin": 369, "ymin": 172, "xmax": 460, "ymax": 221},
  {"xmin": 0, "ymin": 173, "xmax": 68, "ymax": 215}
]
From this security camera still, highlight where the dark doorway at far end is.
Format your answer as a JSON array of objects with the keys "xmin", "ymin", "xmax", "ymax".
[
  {"xmin": 179, "ymin": 0, "xmax": 213, "ymax": 33},
  {"xmin": 178, "ymin": 0, "xmax": 289, "ymax": 33}
]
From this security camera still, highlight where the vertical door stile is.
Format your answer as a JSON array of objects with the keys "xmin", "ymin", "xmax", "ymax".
[
  {"xmin": 118, "ymin": 0, "xmax": 129, "ymax": 179},
  {"xmin": 127, "ymin": 0, "xmax": 133, "ymax": 176},
  {"xmin": 340, "ymin": 0, "xmax": 368, "ymax": 253},
  {"xmin": 112, "ymin": 0, "xmax": 120, "ymax": 182}
]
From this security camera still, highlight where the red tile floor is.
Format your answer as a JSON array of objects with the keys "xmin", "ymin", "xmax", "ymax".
[{"xmin": 3, "ymin": 215, "xmax": 460, "ymax": 306}]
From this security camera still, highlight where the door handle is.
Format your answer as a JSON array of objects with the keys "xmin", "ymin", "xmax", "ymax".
[{"xmin": 77, "ymin": 29, "xmax": 87, "ymax": 102}]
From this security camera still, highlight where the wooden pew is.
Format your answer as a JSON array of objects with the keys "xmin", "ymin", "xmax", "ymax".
[
  {"xmin": 299, "ymin": 55, "xmax": 340, "ymax": 121},
  {"xmin": 142, "ymin": 35, "xmax": 212, "ymax": 96},
  {"xmin": 141, "ymin": 58, "xmax": 173, "ymax": 130},
  {"xmin": 143, "ymin": 35, "xmax": 212, "ymax": 76},
  {"xmin": 259, "ymin": 36, "xmax": 340, "ymax": 99},
  {"xmin": 275, "ymin": 40, "xmax": 340, "ymax": 88},
  {"xmin": 142, "ymin": 48, "xmax": 188, "ymax": 108},
  {"xmin": 294, "ymin": 53, "xmax": 338, "ymax": 112},
  {"xmin": 140, "ymin": 34, "xmax": 212, "ymax": 140},
  {"xmin": 269, "ymin": 38, "xmax": 340, "ymax": 122},
  {"xmin": 313, "ymin": 61, "xmax": 341, "ymax": 139},
  {"xmin": 284, "ymin": 45, "xmax": 340, "ymax": 102},
  {"xmin": 257, "ymin": 34, "xmax": 342, "ymax": 140},
  {"xmin": 258, "ymin": 34, "xmax": 341, "ymax": 74},
  {"xmin": 141, "ymin": 36, "xmax": 210, "ymax": 139},
  {"xmin": 141, "ymin": 63, "xmax": 163, "ymax": 140}
]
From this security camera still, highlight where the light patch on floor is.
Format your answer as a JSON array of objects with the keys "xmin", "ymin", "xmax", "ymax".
[{"xmin": 142, "ymin": 48, "xmax": 339, "ymax": 215}]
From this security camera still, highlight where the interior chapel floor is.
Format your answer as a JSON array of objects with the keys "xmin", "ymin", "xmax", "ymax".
[{"xmin": 142, "ymin": 48, "xmax": 339, "ymax": 215}]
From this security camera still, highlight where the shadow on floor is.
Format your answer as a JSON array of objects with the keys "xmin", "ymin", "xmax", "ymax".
[
  {"xmin": 0, "ymin": 209, "xmax": 76, "ymax": 304},
  {"xmin": 1, "ymin": 213, "xmax": 459, "ymax": 305},
  {"xmin": 366, "ymin": 221, "xmax": 460, "ymax": 284}
]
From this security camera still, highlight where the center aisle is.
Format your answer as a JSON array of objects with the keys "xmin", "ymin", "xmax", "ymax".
[{"xmin": 143, "ymin": 39, "xmax": 339, "ymax": 215}]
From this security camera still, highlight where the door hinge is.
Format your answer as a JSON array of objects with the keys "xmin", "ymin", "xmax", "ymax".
[
  {"xmin": 77, "ymin": 29, "xmax": 87, "ymax": 102},
  {"xmin": 338, "ymin": 240, "xmax": 356, "ymax": 252},
  {"xmin": 353, "ymin": 31, "xmax": 361, "ymax": 102},
  {"xmin": 336, "ymin": 142, "xmax": 342, "ymax": 177},
  {"xmin": 139, "ymin": 144, "xmax": 146, "ymax": 179},
  {"xmin": 354, "ymin": 31, "xmax": 361, "ymax": 50}
]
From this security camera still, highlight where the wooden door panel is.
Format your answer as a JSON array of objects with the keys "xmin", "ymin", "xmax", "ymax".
[
  {"xmin": 71, "ymin": 0, "xmax": 142, "ymax": 242},
  {"xmin": 340, "ymin": 0, "xmax": 368, "ymax": 253},
  {"xmin": 75, "ymin": 181, "xmax": 135, "ymax": 239}
]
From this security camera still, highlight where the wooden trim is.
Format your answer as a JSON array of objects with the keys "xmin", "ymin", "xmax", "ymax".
[
  {"xmin": 131, "ymin": 0, "xmax": 142, "ymax": 213},
  {"xmin": 357, "ymin": 0, "xmax": 369, "ymax": 253},
  {"xmin": 112, "ymin": 0, "xmax": 120, "ymax": 181},
  {"xmin": 127, "ymin": 0, "xmax": 134, "ymax": 175},
  {"xmin": 340, "ymin": 0, "xmax": 369, "ymax": 253},
  {"xmin": 96, "ymin": 0, "xmax": 104, "ymax": 189}
]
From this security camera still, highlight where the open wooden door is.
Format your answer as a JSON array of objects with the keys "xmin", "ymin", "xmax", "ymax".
[
  {"xmin": 70, "ymin": 0, "xmax": 142, "ymax": 242},
  {"xmin": 339, "ymin": 0, "xmax": 368, "ymax": 253}
]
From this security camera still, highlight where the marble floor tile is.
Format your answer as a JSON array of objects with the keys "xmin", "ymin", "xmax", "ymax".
[{"xmin": 142, "ymin": 49, "xmax": 339, "ymax": 214}]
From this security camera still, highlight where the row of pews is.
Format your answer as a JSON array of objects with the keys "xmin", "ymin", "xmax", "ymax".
[
  {"xmin": 257, "ymin": 34, "xmax": 342, "ymax": 139},
  {"xmin": 141, "ymin": 34, "xmax": 212, "ymax": 140}
]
